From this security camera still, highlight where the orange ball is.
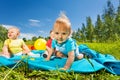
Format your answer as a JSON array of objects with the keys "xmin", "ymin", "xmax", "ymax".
[{"xmin": 27, "ymin": 45, "xmax": 35, "ymax": 50}]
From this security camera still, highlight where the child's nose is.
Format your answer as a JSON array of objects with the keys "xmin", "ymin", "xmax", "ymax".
[{"xmin": 58, "ymin": 34, "xmax": 62, "ymax": 38}]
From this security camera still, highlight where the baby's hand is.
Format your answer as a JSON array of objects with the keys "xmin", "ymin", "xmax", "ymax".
[{"xmin": 45, "ymin": 58, "xmax": 50, "ymax": 61}]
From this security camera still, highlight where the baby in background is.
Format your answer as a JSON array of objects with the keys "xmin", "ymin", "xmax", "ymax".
[
  {"xmin": 43, "ymin": 30, "xmax": 65, "ymax": 58},
  {"xmin": 1, "ymin": 27, "xmax": 40, "ymax": 58},
  {"xmin": 42, "ymin": 30, "xmax": 54, "ymax": 58}
]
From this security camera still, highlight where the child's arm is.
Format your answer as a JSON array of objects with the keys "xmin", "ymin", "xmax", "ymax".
[
  {"xmin": 62, "ymin": 51, "xmax": 75, "ymax": 70},
  {"xmin": 46, "ymin": 48, "xmax": 54, "ymax": 60},
  {"xmin": 2, "ymin": 45, "xmax": 11, "ymax": 58},
  {"xmin": 46, "ymin": 46, "xmax": 51, "ymax": 53},
  {"xmin": 22, "ymin": 43, "xmax": 31, "ymax": 54}
]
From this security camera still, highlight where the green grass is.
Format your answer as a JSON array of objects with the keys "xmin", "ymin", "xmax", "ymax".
[
  {"xmin": 0, "ymin": 42, "xmax": 120, "ymax": 79},
  {"xmin": 0, "ymin": 66, "xmax": 120, "ymax": 80},
  {"xmin": 78, "ymin": 42, "xmax": 120, "ymax": 59}
]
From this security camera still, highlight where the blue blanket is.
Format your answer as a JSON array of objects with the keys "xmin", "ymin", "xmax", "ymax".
[{"xmin": 0, "ymin": 44, "xmax": 120, "ymax": 75}]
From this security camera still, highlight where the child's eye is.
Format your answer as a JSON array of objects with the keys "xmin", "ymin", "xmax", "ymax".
[
  {"xmin": 55, "ymin": 32, "xmax": 59, "ymax": 35},
  {"xmin": 62, "ymin": 33, "xmax": 67, "ymax": 35}
]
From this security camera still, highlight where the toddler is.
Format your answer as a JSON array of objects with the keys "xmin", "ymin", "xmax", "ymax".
[
  {"xmin": 46, "ymin": 12, "xmax": 84, "ymax": 70},
  {"xmin": 1, "ymin": 27, "xmax": 39, "ymax": 58}
]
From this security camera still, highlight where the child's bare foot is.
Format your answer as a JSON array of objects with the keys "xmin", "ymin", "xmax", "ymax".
[{"xmin": 77, "ymin": 54, "xmax": 84, "ymax": 59}]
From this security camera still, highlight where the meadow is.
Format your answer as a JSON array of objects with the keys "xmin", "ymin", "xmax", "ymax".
[{"xmin": 0, "ymin": 41, "xmax": 120, "ymax": 80}]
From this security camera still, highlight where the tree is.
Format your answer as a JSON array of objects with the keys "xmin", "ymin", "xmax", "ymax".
[
  {"xmin": 23, "ymin": 38, "xmax": 27, "ymax": 42},
  {"xmin": 32, "ymin": 36, "xmax": 37, "ymax": 41},
  {"xmin": 102, "ymin": 0, "xmax": 116, "ymax": 42},
  {"xmin": 0, "ymin": 25, "xmax": 8, "ymax": 42},
  {"xmin": 114, "ymin": 1, "xmax": 120, "ymax": 40},
  {"xmin": 85, "ymin": 17, "xmax": 95, "ymax": 42},
  {"xmin": 71, "ymin": 31, "xmax": 76, "ymax": 39},
  {"xmin": 80, "ymin": 23, "xmax": 86, "ymax": 42},
  {"xmin": 95, "ymin": 15, "xmax": 103, "ymax": 42}
]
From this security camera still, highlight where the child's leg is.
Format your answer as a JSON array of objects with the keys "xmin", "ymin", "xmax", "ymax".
[
  {"xmin": 1, "ymin": 52, "xmax": 11, "ymax": 58},
  {"xmin": 14, "ymin": 52, "xmax": 23, "ymax": 56},
  {"xmin": 76, "ymin": 47, "xmax": 84, "ymax": 59},
  {"xmin": 55, "ymin": 51, "xmax": 66, "ymax": 58},
  {"xmin": 28, "ymin": 52, "xmax": 40, "ymax": 57},
  {"xmin": 76, "ymin": 53, "xmax": 84, "ymax": 59}
]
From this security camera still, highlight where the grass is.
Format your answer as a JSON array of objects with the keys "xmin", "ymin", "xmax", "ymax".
[
  {"xmin": 0, "ymin": 41, "xmax": 120, "ymax": 79},
  {"xmin": 78, "ymin": 42, "xmax": 120, "ymax": 59},
  {"xmin": 0, "ymin": 66, "xmax": 120, "ymax": 80}
]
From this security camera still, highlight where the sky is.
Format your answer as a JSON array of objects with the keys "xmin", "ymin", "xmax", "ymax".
[{"xmin": 0, "ymin": 0, "xmax": 119, "ymax": 39}]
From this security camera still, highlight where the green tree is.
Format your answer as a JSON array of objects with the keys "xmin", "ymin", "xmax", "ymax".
[
  {"xmin": 102, "ymin": 0, "xmax": 116, "ymax": 42},
  {"xmin": 38, "ymin": 36, "xmax": 44, "ymax": 39},
  {"xmin": 114, "ymin": 2, "xmax": 120, "ymax": 40},
  {"xmin": 23, "ymin": 38, "xmax": 27, "ymax": 42},
  {"xmin": 32, "ymin": 36, "xmax": 37, "ymax": 41},
  {"xmin": 86, "ymin": 17, "xmax": 95, "ymax": 42},
  {"xmin": 0, "ymin": 25, "xmax": 8, "ymax": 42},
  {"xmin": 95, "ymin": 15, "xmax": 103, "ymax": 42},
  {"xmin": 71, "ymin": 31, "xmax": 76, "ymax": 39},
  {"xmin": 75, "ymin": 28, "xmax": 81, "ymax": 41},
  {"xmin": 80, "ymin": 23, "xmax": 86, "ymax": 42}
]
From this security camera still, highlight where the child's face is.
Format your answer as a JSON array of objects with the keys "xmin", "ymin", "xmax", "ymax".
[
  {"xmin": 8, "ymin": 28, "xmax": 19, "ymax": 39},
  {"xmin": 50, "ymin": 31, "xmax": 54, "ymax": 39},
  {"xmin": 53, "ymin": 26, "xmax": 70, "ymax": 44}
]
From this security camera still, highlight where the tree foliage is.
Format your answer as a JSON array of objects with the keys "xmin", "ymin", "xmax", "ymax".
[
  {"xmin": 0, "ymin": 25, "xmax": 7, "ymax": 42},
  {"xmin": 72, "ymin": 0, "xmax": 120, "ymax": 42}
]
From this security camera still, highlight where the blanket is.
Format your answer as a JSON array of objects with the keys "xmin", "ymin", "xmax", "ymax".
[{"xmin": 0, "ymin": 44, "xmax": 120, "ymax": 75}]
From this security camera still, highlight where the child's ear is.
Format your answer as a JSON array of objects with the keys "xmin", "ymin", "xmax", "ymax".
[
  {"xmin": 17, "ymin": 32, "xmax": 20, "ymax": 36},
  {"xmin": 69, "ymin": 30, "xmax": 72, "ymax": 35}
]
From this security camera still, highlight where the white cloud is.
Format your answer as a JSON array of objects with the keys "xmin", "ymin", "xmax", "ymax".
[
  {"xmin": 29, "ymin": 19, "xmax": 40, "ymax": 27},
  {"xmin": 29, "ymin": 19, "xmax": 40, "ymax": 22},
  {"xmin": 38, "ymin": 30, "xmax": 49, "ymax": 37},
  {"xmin": 2, "ymin": 24, "xmax": 16, "ymax": 29},
  {"xmin": 38, "ymin": 30, "xmax": 44, "ymax": 33},
  {"xmin": 20, "ymin": 33, "xmax": 38, "ymax": 40},
  {"xmin": 38, "ymin": 30, "xmax": 48, "ymax": 35}
]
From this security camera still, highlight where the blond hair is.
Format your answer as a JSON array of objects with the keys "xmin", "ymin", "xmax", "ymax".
[
  {"xmin": 8, "ymin": 27, "xmax": 20, "ymax": 33},
  {"xmin": 53, "ymin": 12, "xmax": 71, "ymax": 34},
  {"xmin": 8, "ymin": 27, "xmax": 20, "ymax": 36}
]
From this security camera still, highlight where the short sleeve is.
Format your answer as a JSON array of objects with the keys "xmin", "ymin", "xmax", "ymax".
[
  {"xmin": 20, "ymin": 39, "xmax": 26, "ymax": 46},
  {"xmin": 4, "ymin": 39, "xmax": 10, "ymax": 46},
  {"xmin": 46, "ymin": 39, "xmax": 52, "ymax": 48},
  {"xmin": 66, "ymin": 39, "xmax": 76, "ymax": 52}
]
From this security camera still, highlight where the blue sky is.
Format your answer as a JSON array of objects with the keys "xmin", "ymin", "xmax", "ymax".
[{"xmin": 0, "ymin": 0, "xmax": 119, "ymax": 39}]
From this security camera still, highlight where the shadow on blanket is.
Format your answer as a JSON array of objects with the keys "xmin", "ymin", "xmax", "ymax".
[{"xmin": 0, "ymin": 44, "xmax": 120, "ymax": 75}]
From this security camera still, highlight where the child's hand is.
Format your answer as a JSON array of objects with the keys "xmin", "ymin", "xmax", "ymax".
[{"xmin": 45, "ymin": 58, "xmax": 50, "ymax": 61}]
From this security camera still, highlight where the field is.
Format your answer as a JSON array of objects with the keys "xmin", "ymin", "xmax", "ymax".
[{"xmin": 0, "ymin": 41, "xmax": 120, "ymax": 80}]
